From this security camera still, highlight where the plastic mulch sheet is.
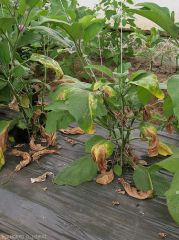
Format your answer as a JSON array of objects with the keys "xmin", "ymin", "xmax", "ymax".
[{"xmin": 0, "ymin": 126, "xmax": 179, "ymax": 240}]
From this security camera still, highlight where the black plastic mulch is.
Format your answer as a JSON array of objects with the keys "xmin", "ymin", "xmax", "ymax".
[{"xmin": 0, "ymin": 127, "xmax": 179, "ymax": 240}]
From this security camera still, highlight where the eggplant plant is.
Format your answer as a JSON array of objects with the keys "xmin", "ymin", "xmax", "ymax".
[{"xmin": 44, "ymin": 2, "xmax": 179, "ymax": 225}]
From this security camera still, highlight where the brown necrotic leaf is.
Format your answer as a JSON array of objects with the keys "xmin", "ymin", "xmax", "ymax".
[
  {"xmin": 12, "ymin": 149, "xmax": 31, "ymax": 172},
  {"xmin": 119, "ymin": 178, "xmax": 153, "ymax": 200},
  {"xmin": 91, "ymin": 144, "xmax": 107, "ymax": 173},
  {"xmin": 96, "ymin": 169, "xmax": 114, "ymax": 185}
]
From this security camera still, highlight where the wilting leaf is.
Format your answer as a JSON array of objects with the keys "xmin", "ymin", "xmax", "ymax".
[
  {"xmin": 91, "ymin": 140, "xmax": 114, "ymax": 172},
  {"xmin": 31, "ymin": 172, "xmax": 54, "ymax": 183},
  {"xmin": 96, "ymin": 170, "xmax": 114, "ymax": 185},
  {"xmin": 141, "ymin": 124, "xmax": 172, "ymax": 157},
  {"xmin": 131, "ymin": 72, "xmax": 164, "ymax": 100},
  {"xmin": 54, "ymin": 156, "xmax": 98, "ymax": 186},
  {"xmin": 60, "ymin": 127, "xmax": 85, "ymax": 135},
  {"xmin": 165, "ymin": 171, "xmax": 179, "ymax": 224},
  {"xmin": 30, "ymin": 53, "xmax": 64, "ymax": 79},
  {"xmin": 119, "ymin": 178, "xmax": 153, "ymax": 200}
]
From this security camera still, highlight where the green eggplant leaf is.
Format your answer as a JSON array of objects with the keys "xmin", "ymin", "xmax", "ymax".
[
  {"xmin": 167, "ymin": 75, "xmax": 179, "ymax": 124},
  {"xmin": 54, "ymin": 156, "xmax": 98, "ymax": 186},
  {"xmin": 165, "ymin": 171, "xmax": 179, "ymax": 224},
  {"xmin": 131, "ymin": 3, "xmax": 179, "ymax": 39}
]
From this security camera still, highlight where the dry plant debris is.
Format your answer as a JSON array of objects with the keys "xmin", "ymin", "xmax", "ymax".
[
  {"xmin": 64, "ymin": 137, "xmax": 77, "ymax": 145},
  {"xmin": 158, "ymin": 232, "xmax": 167, "ymax": 238},
  {"xmin": 119, "ymin": 178, "xmax": 153, "ymax": 200},
  {"xmin": 112, "ymin": 201, "xmax": 120, "ymax": 206},
  {"xmin": 115, "ymin": 188, "xmax": 126, "ymax": 195},
  {"xmin": 31, "ymin": 172, "xmax": 54, "ymax": 183}
]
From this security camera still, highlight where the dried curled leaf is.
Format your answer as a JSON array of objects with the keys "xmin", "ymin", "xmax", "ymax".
[
  {"xmin": 30, "ymin": 136, "xmax": 46, "ymax": 151},
  {"xmin": 119, "ymin": 178, "xmax": 153, "ymax": 200},
  {"xmin": 31, "ymin": 171, "xmax": 54, "ymax": 183},
  {"xmin": 12, "ymin": 149, "xmax": 31, "ymax": 172},
  {"xmin": 31, "ymin": 149, "xmax": 58, "ymax": 161},
  {"xmin": 96, "ymin": 169, "xmax": 114, "ymax": 185},
  {"xmin": 0, "ymin": 129, "xmax": 8, "ymax": 152},
  {"xmin": 60, "ymin": 127, "xmax": 85, "ymax": 135},
  {"xmin": 91, "ymin": 144, "xmax": 107, "ymax": 173}
]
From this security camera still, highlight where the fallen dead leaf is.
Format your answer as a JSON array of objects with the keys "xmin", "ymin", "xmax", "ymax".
[
  {"xmin": 30, "ymin": 136, "xmax": 46, "ymax": 151},
  {"xmin": 96, "ymin": 169, "xmax": 114, "ymax": 185},
  {"xmin": 12, "ymin": 149, "xmax": 31, "ymax": 172},
  {"xmin": 119, "ymin": 178, "xmax": 153, "ymax": 200},
  {"xmin": 112, "ymin": 201, "xmax": 120, "ymax": 206},
  {"xmin": 31, "ymin": 172, "xmax": 54, "ymax": 183},
  {"xmin": 64, "ymin": 137, "xmax": 77, "ymax": 145},
  {"xmin": 158, "ymin": 232, "xmax": 167, "ymax": 238},
  {"xmin": 60, "ymin": 127, "xmax": 85, "ymax": 135},
  {"xmin": 42, "ymin": 187, "xmax": 48, "ymax": 191},
  {"xmin": 31, "ymin": 149, "xmax": 58, "ymax": 161},
  {"xmin": 115, "ymin": 188, "xmax": 125, "ymax": 195}
]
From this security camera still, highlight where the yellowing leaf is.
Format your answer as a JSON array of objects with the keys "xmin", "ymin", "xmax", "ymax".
[
  {"xmin": 102, "ymin": 85, "xmax": 116, "ymax": 97},
  {"xmin": 158, "ymin": 142, "xmax": 173, "ymax": 156},
  {"xmin": 20, "ymin": 95, "xmax": 30, "ymax": 108},
  {"xmin": 132, "ymin": 73, "xmax": 164, "ymax": 100},
  {"xmin": 30, "ymin": 53, "xmax": 64, "ymax": 79}
]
